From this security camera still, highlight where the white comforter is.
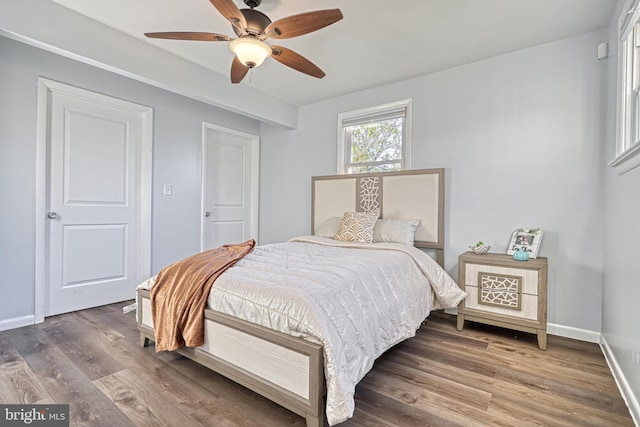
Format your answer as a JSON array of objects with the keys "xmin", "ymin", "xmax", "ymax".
[{"xmin": 140, "ymin": 236, "xmax": 466, "ymax": 425}]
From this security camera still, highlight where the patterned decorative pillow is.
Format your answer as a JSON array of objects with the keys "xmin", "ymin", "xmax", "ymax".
[
  {"xmin": 335, "ymin": 210, "xmax": 380, "ymax": 243},
  {"xmin": 373, "ymin": 219, "xmax": 420, "ymax": 245}
]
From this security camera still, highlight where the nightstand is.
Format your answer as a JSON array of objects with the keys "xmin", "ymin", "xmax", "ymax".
[{"xmin": 456, "ymin": 252, "xmax": 548, "ymax": 350}]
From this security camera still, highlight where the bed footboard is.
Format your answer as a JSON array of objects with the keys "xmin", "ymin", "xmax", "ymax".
[{"xmin": 137, "ymin": 289, "xmax": 325, "ymax": 427}]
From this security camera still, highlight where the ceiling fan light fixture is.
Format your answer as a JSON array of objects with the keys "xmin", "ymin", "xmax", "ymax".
[
  {"xmin": 230, "ymin": 37, "xmax": 272, "ymax": 68},
  {"xmin": 146, "ymin": 1, "xmax": 343, "ymax": 83}
]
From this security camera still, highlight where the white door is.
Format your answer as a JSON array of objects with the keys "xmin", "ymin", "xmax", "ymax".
[
  {"xmin": 38, "ymin": 79, "xmax": 152, "ymax": 317},
  {"xmin": 202, "ymin": 122, "xmax": 259, "ymax": 250}
]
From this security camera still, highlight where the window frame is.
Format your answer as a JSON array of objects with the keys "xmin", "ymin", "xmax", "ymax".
[
  {"xmin": 336, "ymin": 99, "xmax": 412, "ymax": 174},
  {"xmin": 612, "ymin": 0, "xmax": 640, "ymax": 174}
]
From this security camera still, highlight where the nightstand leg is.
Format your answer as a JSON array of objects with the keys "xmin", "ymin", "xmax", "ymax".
[
  {"xmin": 456, "ymin": 314, "xmax": 464, "ymax": 331},
  {"xmin": 537, "ymin": 330, "xmax": 547, "ymax": 350}
]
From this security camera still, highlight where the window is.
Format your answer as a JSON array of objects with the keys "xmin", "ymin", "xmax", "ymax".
[
  {"xmin": 612, "ymin": 0, "xmax": 640, "ymax": 174},
  {"xmin": 337, "ymin": 99, "xmax": 412, "ymax": 174}
]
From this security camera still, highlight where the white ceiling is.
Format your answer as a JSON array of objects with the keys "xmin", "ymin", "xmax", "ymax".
[
  {"xmin": 48, "ymin": 0, "xmax": 616, "ymax": 107},
  {"xmin": 0, "ymin": 0, "xmax": 619, "ymax": 124}
]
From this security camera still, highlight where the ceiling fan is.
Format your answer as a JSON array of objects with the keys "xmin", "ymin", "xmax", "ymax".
[{"xmin": 145, "ymin": 0, "xmax": 343, "ymax": 84}]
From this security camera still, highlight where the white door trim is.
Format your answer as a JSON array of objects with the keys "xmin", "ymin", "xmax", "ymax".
[
  {"xmin": 34, "ymin": 77, "xmax": 153, "ymax": 323},
  {"xmin": 201, "ymin": 121, "xmax": 260, "ymax": 250}
]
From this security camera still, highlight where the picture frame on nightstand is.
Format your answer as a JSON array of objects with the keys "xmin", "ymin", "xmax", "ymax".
[{"xmin": 507, "ymin": 227, "xmax": 543, "ymax": 258}]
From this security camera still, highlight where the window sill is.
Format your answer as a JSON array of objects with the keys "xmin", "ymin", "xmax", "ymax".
[{"xmin": 609, "ymin": 142, "xmax": 640, "ymax": 175}]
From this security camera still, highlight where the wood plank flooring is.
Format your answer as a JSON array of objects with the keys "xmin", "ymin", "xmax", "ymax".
[{"xmin": 0, "ymin": 301, "xmax": 634, "ymax": 426}]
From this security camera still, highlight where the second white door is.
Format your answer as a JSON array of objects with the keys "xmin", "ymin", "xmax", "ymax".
[{"xmin": 202, "ymin": 123, "xmax": 259, "ymax": 250}]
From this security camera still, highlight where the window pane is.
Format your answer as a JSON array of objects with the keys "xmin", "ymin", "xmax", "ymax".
[
  {"xmin": 338, "ymin": 99, "xmax": 411, "ymax": 174},
  {"xmin": 346, "ymin": 118, "xmax": 403, "ymax": 166},
  {"xmin": 348, "ymin": 163, "xmax": 401, "ymax": 174},
  {"xmin": 612, "ymin": 4, "xmax": 640, "ymax": 173}
]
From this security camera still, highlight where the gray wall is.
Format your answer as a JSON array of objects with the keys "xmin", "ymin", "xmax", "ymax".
[
  {"xmin": 0, "ymin": 36, "xmax": 260, "ymax": 322},
  {"xmin": 602, "ymin": 0, "xmax": 640, "ymax": 418},
  {"xmin": 260, "ymin": 30, "xmax": 608, "ymax": 335}
]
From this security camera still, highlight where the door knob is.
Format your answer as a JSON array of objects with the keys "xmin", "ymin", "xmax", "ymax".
[
  {"xmin": 47, "ymin": 212, "xmax": 59, "ymax": 219},
  {"xmin": 205, "ymin": 211, "xmax": 211, "ymax": 217}
]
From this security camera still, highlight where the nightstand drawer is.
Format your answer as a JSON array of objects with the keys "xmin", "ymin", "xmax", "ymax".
[
  {"xmin": 465, "ymin": 285, "xmax": 538, "ymax": 320},
  {"xmin": 465, "ymin": 263, "xmax": 539, "ymax": 295}
]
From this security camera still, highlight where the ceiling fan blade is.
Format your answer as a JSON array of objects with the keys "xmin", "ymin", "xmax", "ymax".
[
  {"xmin": 271, "ymin": 46, "xmax": 325, "ymax": 79},
  {"xmin": 209, "ymin": 0, "xmax": 248, "ymax": 35},
  {"xmin": 231, "ymin": 56, "xmax": 250, "ymax": 83},
  {"xmin": 265, "ymin": 9, "xmax": 343, "ymax": 39},
  {"xmin": 145, "ymin": 32, "xmax": 230, "ymax": 41}
]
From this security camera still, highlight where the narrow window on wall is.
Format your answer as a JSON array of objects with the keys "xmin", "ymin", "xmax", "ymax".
[
  {"xmin": 612, "ymin": 0, "xmax": 640, "ymax": 173},
  {"xmin": 337, "ymin": 99, "xmax": 412, "ymax": 174}
]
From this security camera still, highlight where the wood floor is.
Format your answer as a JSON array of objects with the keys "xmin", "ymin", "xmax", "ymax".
[{"xmin": 0, "ymin": 301, "xmax": 634, "ymax": 426}]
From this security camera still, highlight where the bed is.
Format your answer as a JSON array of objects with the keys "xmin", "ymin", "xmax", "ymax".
[{"xmin": 136, "ymin": 168, "xmax": 466, "ymax": 426}]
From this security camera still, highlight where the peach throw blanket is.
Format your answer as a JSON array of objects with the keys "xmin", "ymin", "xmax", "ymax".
[{"xmin": 151, "ymin": 239, "xmax": 255, "ymax": 352}]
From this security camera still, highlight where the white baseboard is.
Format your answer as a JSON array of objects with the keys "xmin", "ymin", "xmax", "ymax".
[
  {"xmin": 601, "ymin": 335, "xmax": 640, "ymax": 426},
  {"xmin": 0, "ymin": 315, "xmax": 35, "ymax": 332},
  {"xmin": 547, "ymin": 322, "xmax": 600, "ymax": 343}
]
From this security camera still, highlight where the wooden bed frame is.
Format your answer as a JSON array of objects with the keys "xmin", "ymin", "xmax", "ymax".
[{"xmin": 137, "ymin": 168, "xmax": 445, "ymax": 427}]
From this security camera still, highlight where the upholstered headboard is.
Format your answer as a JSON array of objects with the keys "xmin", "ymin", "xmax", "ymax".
[{"xmin": 312, "ymin": 168, "xmax": 445, "ymax": 265}]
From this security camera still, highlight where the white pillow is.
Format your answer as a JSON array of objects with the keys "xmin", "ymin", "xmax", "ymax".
[
  {"xmin": 373, "ymin": 219, "xmax": 420, "ymax": 245},
  {"xmin": 335, "ymin": 210, "xmax": 379, "ymax": 243},
  {"xmin": 314, "ymin": 217, "xmax": 343, "ymax": 238}
]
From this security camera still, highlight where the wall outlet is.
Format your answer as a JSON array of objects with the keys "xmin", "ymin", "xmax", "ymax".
[
  {"xmin": 163, "ymin": 184, "xmax": 173, "ymax": 196},
  {"xmin": 633, "ymin": 351, "xmax": 640, "ymax": 364}
]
